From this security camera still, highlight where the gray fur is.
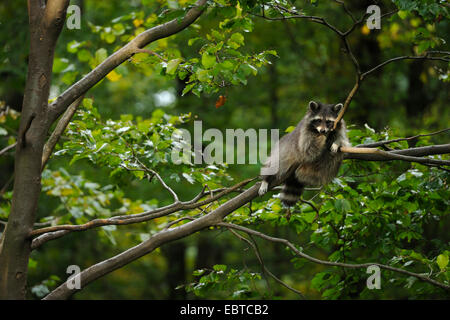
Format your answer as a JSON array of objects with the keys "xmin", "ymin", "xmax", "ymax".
[{"xmin": 259, "ymin": 101, "xmax": 350, "ymax": 207}]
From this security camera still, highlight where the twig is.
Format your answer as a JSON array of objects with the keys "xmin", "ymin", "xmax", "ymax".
[
  {"xmin": 361, "ymin": 54, "xmax": 450, "ymax": 80},
  {"xmin": 357, "ymin": 128, "xmax": 450, "ymax": 148},
  {"xmin": 334, "ymin": 81, "xmax": 359, "ymax": 129},
  {"xmin": 163, "ymin": 216, "xmax": 197, "ymax": 230},
  {"xmin": 252, "ymin": 3, "xmax": 449, "ymax": 131},
  {"xmin": 333, "ymin": 0, "xmax": 356, "ymax": 23},
  {"xmin": 41, "ymin": 95, "xmax": 85, "ymax": 170},
  {"xmin": 147, "ymin": 171, "xmax": 180, "ymax": 203},
  {"xmin": 218, "ymin": 222, "xmax": 450, "ymax": 291},
  {"xmin": 341, "ymin": 146, "xmax": 450, "ymax": 166},
  {"xmin": 29, "ymin": 178, "xmax": 255, "ymax": 243},
  {"xmin": 0, "ymin": 174, "xmax": 14, "ymax": 197},
  {"xmin": 300, "ymin": 198, "xmax": 320, "ymax": 221},
  {"xmin": 48, "ymin": 0, "xmax": 208, "ymax": 121},
  {"xmin": 134, "ymin": 48, "xmax": 167, "ymax": 62},
  {"xmin": 0, "ymin": 142, "xmax": 17, "ymax": 157},
  {"xmin": 226, "ymin": 226, "xmax": 306, "ymax": 298}
]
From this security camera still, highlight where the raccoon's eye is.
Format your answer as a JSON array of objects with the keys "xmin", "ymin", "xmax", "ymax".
[
  {"xmin": 312, "ymin": 119, "xmax": 321, "ymax": 124},
  {"xmin": 326, "ymin": 120, "xmax": 334, "ymax": 126}
]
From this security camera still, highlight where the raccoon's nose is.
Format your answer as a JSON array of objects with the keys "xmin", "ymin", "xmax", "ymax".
[{"xmin": 320, "ymin": 128, "xmax": 327, "ymax": 134}]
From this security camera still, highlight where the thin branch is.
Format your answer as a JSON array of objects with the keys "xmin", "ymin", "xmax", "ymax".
[
  {"xmin": 42, "ymin": 142, "xmax": 450, "ymax": 300},
  {"xmin": 41, "ymin": 95, "xmax": 84, "ymax": 170},
  {"xmin": 48, "ymin": 0, "xmax": 207, "ymax": 122},
  {"xmin": 254, "ymin": 3, "xmax": 448, "ymax": 131},
  {"xmin": 361, "ymin": 54, "xmax": 450, "ymax": 80},
  {"xmin": 0, "ymin": 142, "xmax": 16, "ymax": 157},
  {"xmin": 342, "ymin": 11, "xmax": 370, "ymax": 37},
  {"xmin": 29, "ymin": 178, "xmax": 255, "ymax": 243},
  {"xmin": 147, "ymin": 171, "xmax": 179, "ymax": 203},
  {"xmin": 271, "ymin": 4, "xmax": 344, "ymax": 37},
  {"xmin": 342, "ymin": 145, "xmax": 450, "ymax": 166},
  {"xmin": 163, "ymin": 216, "xmax": 196, "ymax": 230},
  {"xmin": 357, "ymin": 128, "xmax": 450, "ymax": 148},
  {"xmin": 380, "ymin": 9, "xmax": 400, "ymax": 20},
  {"xmin": 342, "ymin": 37, "xmax": 361, "ymax": 75},
  {"xmin": 0, "ymin": 174, "xmax": 14, "ymax": 196},
  {"xmin": 333, "ymin": 0, "xmax": 356, "ymax": 23},
  {"xmin": 134, "ymin": 48, "xmax": 167, "ymax": 62},
  {"xmin": 335, "ymin": 52, "xmax": 449, "ymax": 128},
  {"xmin": 32, "ymin": 142, "xmax": 450, "ymax": 246},
  {"xmin": 300, "ymin": 198, "xmax": 320, "ymax": 221},
  {"xmin": 227, "ymin": 227, "xmax": 305, "ymax": 298},
  {"xmin": 218, "ymin": 222, "xmax": 450, "ymax": 291},
  {"xmin": 30, "ymin": 230, "xmax": 70, "ymax": 250},
  {"xmin": 43, "ymin": 182, "xmax": 263, "ymax": 299},
  {"xmin": 226, "ymin": 227, "xmax": 273, "ymax": 294},
  {"xmin": 334, "ymin": 80, "xmax": 359, "ymax": 129}
]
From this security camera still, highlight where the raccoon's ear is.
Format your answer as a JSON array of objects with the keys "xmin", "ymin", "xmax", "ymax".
[
  {"xmin": 332, "ymin": 103, "xmax": 343, "ymax": 114},
  {"xmin": 309, "ymin": 101, "xmax": 320, "ymax": 113}
]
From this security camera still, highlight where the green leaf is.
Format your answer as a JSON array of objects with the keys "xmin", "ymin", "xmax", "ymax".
[
  {"xmin": 77, "ymin": 49, "xmax": 92, "ymax": 62},
  {"xmin": 213, "ymin": 264, "xmax": 227, "ymax": 272},
  {"xmin": 220, "ymin": 60, "xmax": 235, "ymax": 70},
  {"xmin": 398, "ymin": 10, "xmax": 408, "ymax": 19},
  {"xmin": 166, "ymin": 58, "xmax": 182, "ymax": 75},
  {"xmin": 303, "ymin": 211, "xmax": 316, "ymax": 223},
  {"xmin": 335, "ymin": 199, "xmax": 351, "ymax": 213},
  {"xmin": 104, "ymin": 33, "xmax": 116, "ymax": 44},
  {"xmin": 112, "ymin": 23, "xmax": 125, "ymax": 35},
  {"xmin": 188, "ymin": 37, "xmax": 202, "ymax": 46},
  {"xmin": 285, "ymin": 126, "xmax": 296, "ymax": 133},
  {"xmin": 53, "ymin": 58, "xmax": 69, "ymax": 73},
  {"xmin": 230, "ymin": 33, "xmax": 244, "ymax": 45},
  {"xmin": 437, "ymin": 254, "xmax": 449, "ymax": 271},
  {"xmin": 196, "ymin": 69, "xmax": 210, "ymax": 82},
  {"xmin": 182, "ymin": 83, "xmax": 195, "ymax": 96},
  {"xmin": 193, "ymin": 269, "xmax": 206, "ymax": 276},
  {"xmin": 67, "ymin": 40, "xmax": 83, "ymax": 53},
  {"xmin": 201, "ymin": 53, "xmax": 216, "ymax": 69},
  {"xmin": 133, "ymin": 170, "xmax": 145, "ymax": 180},
  {"xmin": 264, "ymin": 50, "xmax": 278, "ymax": 57},
  {"xmin": 95, "ymin": 48, "xmax": 108, "ymax": 63}
]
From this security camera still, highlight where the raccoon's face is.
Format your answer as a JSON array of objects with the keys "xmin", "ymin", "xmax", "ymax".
[{"xmin": 307, "ymin": 101, "xmax": 342, "ymax": 135}]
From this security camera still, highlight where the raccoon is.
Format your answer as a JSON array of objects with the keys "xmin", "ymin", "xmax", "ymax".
[{"xmin": 259, "ymin": 101, "xmax": 350, "ymax": 208}]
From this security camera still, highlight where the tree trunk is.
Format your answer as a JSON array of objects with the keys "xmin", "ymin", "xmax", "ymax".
[{"xmin": 0, "ymin": 1, "xmax": 69, "ymax": 299}]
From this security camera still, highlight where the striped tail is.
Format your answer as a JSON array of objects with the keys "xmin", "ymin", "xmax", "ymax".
[{"xmin": 280, "ymin": 176, "xmax": 304, "ymax": 207}]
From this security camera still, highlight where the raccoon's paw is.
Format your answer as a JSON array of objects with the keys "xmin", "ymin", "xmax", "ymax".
[
  {"xmin": 331, "ymin": 143, "xmax": 340, "ymax": 153},
  {"xmin": 258, "ymin": 181, "xmax": 269, "ymax": 196}
]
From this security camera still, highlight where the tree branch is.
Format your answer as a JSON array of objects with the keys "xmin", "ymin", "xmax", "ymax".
[
  {"xmin": 41, "ymin": 139, "xmax": 450, "ymax": 298},
  {"xmin": 0, "ymin": 142, "xmax": 17, "ymax": 157},
  {"xmin": 361, "ymin": 54, "xmax": 450, "ymax": 80},
  {"xmin": 48, "ymin": 0, "xmax": 207, "ymax": 122},
  {"xmin": 356, "ymin": 128, "xmax": 450, "ymax": 148},
  {"xmin": 333, "ymin": 0, "xmax": 356, "ymax": 23},
  {"xmin": 218, "ymin": 222, "xmax": 450, "ymax": 291},
  {"xmin": 41, "ymin": 95, "xmax": 85, "ymax": 170},
  {"xmin": 43, "ymin": 181, "xmax": 262, "ymax": 299},
  {"xmin": 33, "ymin": 142, "xmax": 450, "ymax": 248},
  {"xmin": 254, "ymin": 4, "xmax": 449, "ymax": 130},
  {"xmin": 29, "ymin": 178, "xmax": 255, "ymax": 244},
  {"xmin": 226, "ymin": 226, "xmax": 306, "ymax": 298},
  {"xmin": 343, "ymin": 144, "xmax": 450, "ymax": 165},
  {"xmin": 43, "ymin": 0, "xmax": 70, "ymax": 32}
]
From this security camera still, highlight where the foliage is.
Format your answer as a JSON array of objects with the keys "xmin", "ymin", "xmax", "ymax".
[
  {"xmin": 182, "ymin": 264, "xmax": 267, "ymax": 299},
  {"xmin": 0, "ymin": 0, "xmax": 449, "ymax": 300}
]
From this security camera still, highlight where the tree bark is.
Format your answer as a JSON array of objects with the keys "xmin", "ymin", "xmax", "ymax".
[{"xmin": 0, "ymin": 1, "xmax": 69, "ymax": 299}]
